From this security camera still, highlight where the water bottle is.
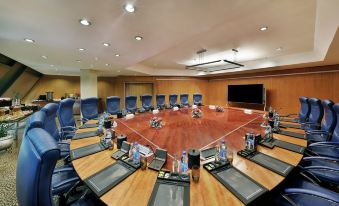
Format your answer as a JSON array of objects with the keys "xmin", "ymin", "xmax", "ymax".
[
  {"xmin": 220, "ymin": 140, "xmax": 227, "ymax": 162},
  {"xmin": 172, "ymin": 155, "xmax": 179, "ymax": 173},
  {"xmin": 181, "ymin": 150, "xmax": 188, "ymax": 174},
  {"xmin": 215, "ymin": 145, "xmax": 220, "ymax": 162},
  {"xmin": 133, "ymin": 142, "xmax": 140, "ymax": 164}
]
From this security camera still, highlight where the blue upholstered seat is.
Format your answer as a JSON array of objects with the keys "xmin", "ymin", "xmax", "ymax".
[
  {"xmin": 41, "ymin": 103, "xmax": 70, "ymax": 159},
  {"xmin": 299, "ymin": 96, "xmax": 311, "ymax": 124},
  {"xmin": 180, "ymin": 94, "xmax": 189, "ymax": 106},
  {"xmin": 306, "ymin": 100, "xmax": 337, "ymax": 143},
  {"xmin": 125, "ymin": 95, "xmax": 137, "ymax": 113},
  {"xmin": 275, "ymin": 179, "xmax": 339, "ymax": 206},
  {"xmin": 16, "ymin": 128, "xmax": 80, "ymax": 205},
  {"xmin": 193, "ymin": 93, "xmax": 202, "ymax": 105},
  {"xmin": 80, "ymin": 97, "xmax": 99, "ymax": 121},
  {"xmin": 302, "ymin": 98, "xmax": 324, "ymax": 130},
  {"xmin": 307, "ymin": 103, "xmax": 339, "ymax": 159},
  {"xmin": 156, "ymin": 94, "xmax": 166, "ymax": 109},
  {"xmin": 58, "ymin": 98, "xmax": 77, "ymax": 139},
  {"xmin": 169, "ymin": 94, "xmax": 178, "ymax": 107},
  {"xmin": 140, "ymin": 94, "xmax": 153, "ymax": 111},
  {"xmin": 106, "ymin": 96, "xmax": 120, "ymax": 114}
]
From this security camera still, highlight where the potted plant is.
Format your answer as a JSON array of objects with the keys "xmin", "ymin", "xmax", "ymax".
[{"xmin": 0, "ymin": 123, "xmax": 14, "ymax": 152}]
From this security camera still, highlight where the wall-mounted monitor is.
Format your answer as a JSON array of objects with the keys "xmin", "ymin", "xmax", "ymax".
[{"xmin": 228, "ymin": 84, "xmax": 265, "ymax": 104}]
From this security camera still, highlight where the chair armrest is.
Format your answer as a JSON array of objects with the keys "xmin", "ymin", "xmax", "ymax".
[
  {"xmin": 283, "ymin": 188, "xmax": 339, "ymax": 203},
  {"xmin": 301, "ymin": 122, "xmax": 321, "ymax": 126},
  {"xmin": 303, "ymin": 165, "xmax": 339, "ymax": 173},
  {"xmin": 305, "ymin": 130, "xmax": 328, "ymax": 135},
  {"xmin": 54, "ymin": 166, "xmax": 74, "ymax": 174},
  {"xmin": 303, "ymin": 156, "xmax": 339, "ymax": 162},
  {"xmin": 309, "ymin": 142, "xmax": 339, "ymax": 147},
  {"xmin": 52, "ymin": 177, "xmax": 80, "ymax": 189}
]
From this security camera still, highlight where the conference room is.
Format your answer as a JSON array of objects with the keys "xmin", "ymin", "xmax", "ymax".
[{"xmin": 0, "ymin": 0, "xmax": 339, "ymax": 205}]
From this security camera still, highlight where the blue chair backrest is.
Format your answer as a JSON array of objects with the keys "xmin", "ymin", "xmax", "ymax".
[
  {"xmin": 169, "ymin": 94, "xmax": 178, "ymax": 106},
  {"xmin": 332, "ymin": 104, "xmax": 339, "ymax": 142},
  {"xmin": 125, "ymin": 95, "xmax": 137, "ymax": 112},
  {"xmin": 41, "ymin": 103, "xmax": 61, "ymax": 141},
  {"xmin": 106, "ymin": 96, "xmax": 120, "ymax": 114},
  {"xmin": 57, "ymin": 98, "xmax": 76, "ymax": 128},
  {"xmin": 193, "ymin": 93, "xmax": 202, "ymax": 104},
  {"xmin": 23, "ymin": 111, "xmax": 46, "ymax": 136},
  {"xmin": 141, "ymin": 94, "xmax": 152, "ymax": 108},
  {"xmin": 81, "ymin": 97, "xmax": 99, "ymax": 120},
  {"xmin": 16, "ymin": 128, "xmax": 59, "ymax": 206},
  {"xmin": 308, "ymin": 98, "xmax": 324, "ymax": 124},
  {"xmin": 156, "ymin": 94, "xmax": 166, "ymax": 107},
  {"xmin": 180, "ymin": 94, "xmax": 189, "ymax": 105},
  {"xmin": 299, "ymin": 96, "xmax": 311, "ymax": 123},
  {"xmin": 321, "ymin": 100, "xmax": 337, "ymax": 134}
]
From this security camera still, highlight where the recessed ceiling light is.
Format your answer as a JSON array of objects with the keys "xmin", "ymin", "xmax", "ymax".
[
  {"xmin": 117, "ymin": 70, "xmax": 121, "ymax": 73},
  {"xmin": 276, "ymin": 47, "xmax": 283, "ymax": 51},
  {"xmin": 78, "ymin": 48, "xmax": 85, "ymax": 51},
  {"xmin": 259, "ymin": 26, "xmax": 268, "ymax": 31},
  {"xmin": 50, "ymin": 64, "xmax": 54, "ymax": 67},
  {"xmin": 103, "ymin": 43, "xmax": 110, "ymax": 47},
  {"xmin": 24, "ymin": 38, "xmax": 35, "ymax": 43},
  {"xmin": 124, "ymin": 4, "xmax": 135, "ymax": 13},
  {"xmin": 105, "ymin": 63, "xmax": 110, "ymax": 66},
  {"xmin": 41, "ymin": 55, "xmax": 47, "ymax": 59},
  {"xmin": 135, "ymin": 36, "xmax": 143, "ymax": 41},
  {"xmin": 115, "ymin": 54, "xmax": 120, "ymax": 57},
  {"xmin": 76, "ymin": 60, "xmax": 81, "ymax": 62},
  {"xmin": 79, "ymin": 18, "xmax": 91, "ymax": 26}
]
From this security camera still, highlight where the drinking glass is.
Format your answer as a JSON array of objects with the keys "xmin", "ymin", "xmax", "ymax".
[
  {"xmin": 191, "ymin": 165, "xmax": 200, "ymax": 182},
  {"xmin": 227, "ymin": 151, "xmax": 234, "ymax": 165}
]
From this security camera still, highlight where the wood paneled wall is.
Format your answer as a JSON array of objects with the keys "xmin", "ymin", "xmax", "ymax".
[
  {"xmin": 208, "ymin": 69, "xmax": 339, "ymax": 114},
  {"xmin": 23, "ymin": 64, "xmax": 339, "ymax": 115}
]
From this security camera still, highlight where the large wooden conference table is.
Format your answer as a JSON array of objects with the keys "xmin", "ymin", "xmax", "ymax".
[{"xmin": 70, "ymin": 107, "xmax": 307, "ymax": 206}]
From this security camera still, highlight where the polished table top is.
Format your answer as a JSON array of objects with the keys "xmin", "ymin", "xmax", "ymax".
[{"xmin": 70, "ymin": 107, "xmax": 307, "ymax": 206}]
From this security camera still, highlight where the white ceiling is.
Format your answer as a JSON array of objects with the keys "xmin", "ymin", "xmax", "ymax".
[{"xmin": 0, "ymin": 0, "xmax": 338, "ymax": 77}]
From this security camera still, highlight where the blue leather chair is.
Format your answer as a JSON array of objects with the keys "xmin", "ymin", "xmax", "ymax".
[
  {"xmin": 274, "ymin": 178, "xmax": 339, "ymax": 206},
  {"xmin": 180, "ymin": 94, "xmax": 189, "ymax": 106},
  {"xmin": 156, "ymin": 94, "xmax": 166, "ymax": 109},
  {"xmin": 125, "ymin": 95, "xmax": 137, "ymax": 113},
  {"xmin": 141, "ymin": 94, "xmax": 153, "ymax": 111},
  {"xmin": 23, "ymin": 111, "xmax": 45, "ymax": 136},
  {"xmin": 299, "ymin": 96, "xmax": 311, "ymax": 124},
  {"xmin": 307, "ymin": 103, "xmax": 339, "ymax": 158},
  {"xmin": 41, "ymin": 103, "xmax": 70, "ymax": 159},
  {"xmin": 16, "ymin": 128, "xmax": 80, "ymax": 205},
  {"xmin": 106, "ymin": 96, "xmax": 120, "ymax": 114},
  {"xmin": 302, "ymin": 98, "xmax": 324, "ymax": 130},
  {"xmin": 305, "ymin": 100, "xmax": 337, "ymax": 143},
  {"xmin": 169, "ymin": 94, "xmax": 178, "ymax": 107},
  {"xmin": 80, "ymin": 97, "xmax": 99, "ymax": 122},
  {"xmin": 41, "ymin": 103, "xmax": 61, "ymax": 141},
  {"xmin": 193, "ymin": 93, "xmax": 202, "ymax": 105},
  {"xmin": 58, "ymin": 98, "xmax": 77, "ymax": 139}
]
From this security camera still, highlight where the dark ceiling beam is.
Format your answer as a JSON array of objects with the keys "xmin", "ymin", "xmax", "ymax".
[{"xmin": 0, "ymin": 62, "xmax": 27, "ymax": 96}]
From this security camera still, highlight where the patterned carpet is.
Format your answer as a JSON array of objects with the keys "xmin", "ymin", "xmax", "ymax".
[{"xmin": 0, "ymin": 128, "xmax": 22, "ymax": 206}]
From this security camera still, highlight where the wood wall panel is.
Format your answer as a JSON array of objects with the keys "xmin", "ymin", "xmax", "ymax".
[
  {"xmin": 208, "ymin": 70, "xmax": 339, "ymax": 114},
  {"xmin": 23, "ymin": 75, "xmax": 80, "ymax": 103}
]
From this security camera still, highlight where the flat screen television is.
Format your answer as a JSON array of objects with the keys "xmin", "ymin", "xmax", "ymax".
[{"xmin": 228, "ymin": 84, "xmax": 265, "ymax": 104}]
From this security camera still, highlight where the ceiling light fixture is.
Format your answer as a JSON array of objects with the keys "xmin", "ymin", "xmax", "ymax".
[
  {"xmin": 105, "ymin": 63, "xmax": 110, "ymax": 66},
  {"xmin": 50, "ymin": 64, "xmax": 54, "ymax": 67},
  {"xmin": 124, "ymin": 4, "xmax": 135, "ymax": 13},
  {"xmin": 79, "ymin": 18, "xmax": 91, "ymax": 26},
  {"xmin": 24, "ymin": 38, "xmax": 35, "ymax": 43},
  {"xmin": 76, "ymin": 60, "xmax": 81, "ymax": 62},
  {"xmin": 115, "ymin": 54, "xmax": 120, "ymax": 57},
  {"xmin": 135, "ymin": 36, "xmax": 143, "ymax": 41},
  {"xmin": 276, "ymin": 47, "xmax": 283, "ymax": 51},
  {"xmin": 117, "ymin": 70, "xmax": 121, "ymax": 73},
  {"xmin": 78, "ymin": 48, "xmax": 85, "ymax": 51},
  {"xmin": 103, "ymin": 43, "xmax": 110, "ymax": 47},
  {"xmin": 41, "ymin": 55, "xmax": 47, "ymax": 59},
  {"xmin": 259, "ymin": 26, "xmax": 268, "ymax": 31}
]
